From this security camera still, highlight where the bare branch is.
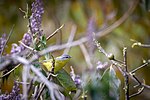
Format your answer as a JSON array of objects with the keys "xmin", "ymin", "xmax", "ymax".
[
  {"xmin": 123, "ymin": 47, "xmax": 129, "ymax": 100},
  {"xmin": 130, "ymin": 61, "xmax": 150, "ymax": 73},
  {"xmin": 80, "ymin": 44, "xmax": 93, "ymax": 69},
  {"xmin": 0, "ymin": 25, "xmax": 14, "ymax": 56},
  {"xmin": 129, "ymin": 87, "xmax": 144, "ymax": 98},
  {"xmin": 64, "ymin": 25, "xmax": 77, "ymax": 54},
  {"xmin": 131, "ymin": 39, "xmax": 150, "ymax": 48},
  {"xmin": 96, "ymin": 0, "xmax": 139, "ymax": 37},
  {"xmin": 0, "ymin": 64, "xmax": 21, "ymax": 78},
  {"xmin": 46, "ymin": 24, "xmax": 64, "ymax": 41}
]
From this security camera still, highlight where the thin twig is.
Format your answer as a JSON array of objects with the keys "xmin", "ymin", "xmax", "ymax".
[
  {"xmin": 123, "ymin": 47, "xmax": 129, "ymax": 100},
  {"xmin": 96, "ymin": 0, "xmax": 139, "ymax": 37},
  {"xmin": 131, "ymin": 39, "xmax": 150, "ymax": 48},
  {"xmin": 46, "ymin": 24, "xmax": 64, "ymax": 41},
  {"xmin": 129, "ymin": 86, "xmax": 144, "ymax": 98},
  {"xmin": 80, "ymin": 44, "xmax": 93, "ymax": 69},
  {"xmin": 64, "ymin": 25, "xmax": 77, "ymax": 54},
  {"xmin": 130, "ymin": 61, "xmax": 150, "ymax": 74},
  {"xmin": 0, "ymin": 64, "xmax": 21, "ymax": 78},
  {"xmin": 137, "ymin": 44, "xmax": 150, "ymax": 48},
  {"xmin": 0, "ymin": 25, "xmax": 15, "ymax": 56}
]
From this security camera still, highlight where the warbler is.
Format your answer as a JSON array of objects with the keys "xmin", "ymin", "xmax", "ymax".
[{"xmin": 41, "ymin": 54, "xmax": 71, "ymax": 73}]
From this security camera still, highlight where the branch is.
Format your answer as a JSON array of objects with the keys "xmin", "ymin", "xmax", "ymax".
[
  {"xmin": 80, "ymin": 44, "xmax": 93, "ymax": 69},
  {"xmin": 0, "ymin": 25, "xmax": 14, "ymax": 56},
  {"xmin": 96, "ymin": 0, "xmax": 139, "ymax": 37},
  {"xmin": 0, "ymin": 64, "xmax": 21, "ymax": 78},
  {"xmin": 64, "ymin": 25, "xmax": 76, "ymax": 54},
  {"xmin": 123, "ymin": 47, "xmax": 129, "ymax": 100},
  {"xmin": 129, "ymin": 86, "xmax": 144, "ymax": 98},
  {"xmin": 130, "ymin": 60, "xmax": 150, "ymax": 74},
  {"xmin": 46, "ymin": 24, "xmax": 64, "ymax": 41},
  {"xmin": 131, "ymin": 39, "xmax": 150, "ymax": 48}
]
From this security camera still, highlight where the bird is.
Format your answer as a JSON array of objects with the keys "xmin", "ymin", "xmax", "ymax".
[{"xmin": 41, "ymin": 54, "xmax": 71, "ymax": 73}]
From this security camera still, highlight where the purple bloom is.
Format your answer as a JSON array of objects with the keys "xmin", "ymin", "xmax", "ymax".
[
  {"xmin": 70, "ymin": 66, "xmax": 82, "ymax": 87},
  {"xmin": 96, "ymin": 61, "xmax": 108, "ymax": 70},
  {"xmin": 11, "ymin": 33, "xmax": 32, "ymax": 54},
  {"xmin": 10, "ymin": 0, "xmax": 44, "ymax": 55},
  {"xmin": 20, "ymin": 33, "xmax": 32, "ymax": 50},
  {"xmin": 30, "ymin": 0, "xmax": 44, "ymax": 36},
  {"xmin": 11, "ymin": 43, "xmax": 21, "ymax": 54},
  {"xmin": 0, "ymin": 81, "xmax": 22, "ymax": 99},
  {"xmin": 0, "ymin": 34, "xmax": 7, "ymax": 54},
  {"xmin": 74, "ymin": 75, "xmax": 82, "ymax": 86}
]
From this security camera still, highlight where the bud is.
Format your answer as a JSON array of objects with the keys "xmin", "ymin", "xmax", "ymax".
[{"xmin": 107, "ymin": 53, "xmax": 115, "ymax": 60}]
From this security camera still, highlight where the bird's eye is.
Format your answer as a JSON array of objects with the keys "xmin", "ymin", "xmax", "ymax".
[
  {"xmin": 61, "ymin": 55, "xmax": 71, "ymax": 59},
  {"xmin": 65, "ymin": 56, "xmax": 69, "ymax": 58}
]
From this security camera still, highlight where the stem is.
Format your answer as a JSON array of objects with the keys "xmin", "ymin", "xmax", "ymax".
[
  {"xmin": 130, "ymin": 62, "xmax": 150, "ymax": 73},
  {"xmin": 35, "ymin": 55, "xmax": 55, "ymax": 100},
  {"xmin": 123, "ymin": 47, "xmax": 129, "ymax": 100}
]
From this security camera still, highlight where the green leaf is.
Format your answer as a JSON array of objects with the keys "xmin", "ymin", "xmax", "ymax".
[
  {"xmin": 100, "ymin": 65, "xmax": 120, "ymax": 100},
  {"xmin": 109, "ymin": 65, "xmax": 121, "ymax": 100},
  {"xmin": 86, "ymin": 66, "xmax": 120, "ymax": 100},
  {"xmin": 56, "ymin": 69, "xmax": 77, "ymax": 91},
  {"xmin": 40, "ymin": 35, "xmax": 47, "ymax": 46}
]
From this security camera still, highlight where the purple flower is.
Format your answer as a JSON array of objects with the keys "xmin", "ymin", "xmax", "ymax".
[
  {"xmin": 30, "ymin": 0, "xmax": 44, "ymax": 36},
  {"xmin": 11, "ymin": 43, "xmax": 21, "ymax": 54},
  {"xmin": 96, "ymin": 61, "xmax": 108, "ymax": 70},
  {"xmin": 70, "ymin": 66, "xmax": 82, "ymax": 87},
  {"xmin": 11, "ymin": 33, "xmax": 32, "ymax": 54},
  {"xmin": 22, "ymin": 33, "xmax": 32, "ymax": 46},
  {"xmin": 74, "ymin": 75, "xmax": 82, "ymax": 86},
  {"xmin": 20, "ymin": 33, "xmax": 32, "ymax": 50},
  {"xmin": 0, "ymin": 34, "xmax": 7, "ymax": 54},
  {"xmin": 10, "ymin": 0, "xmax": 44, "ymax": 55},
  {"xmin": 0, "ymin": 81, "xmax": 22, "ymax": 99}
]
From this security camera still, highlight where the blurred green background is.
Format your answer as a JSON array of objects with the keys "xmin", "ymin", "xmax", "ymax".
[{"xmin": 0, "ymin": 0, "xmax": 150, "ymax": 99}]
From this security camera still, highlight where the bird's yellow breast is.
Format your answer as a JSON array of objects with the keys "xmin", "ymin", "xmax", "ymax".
[{"xmin": 42, "ymin": 58, "xmax": 70, "ymax": 73}]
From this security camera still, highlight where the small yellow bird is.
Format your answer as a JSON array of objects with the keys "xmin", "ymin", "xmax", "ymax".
[{"xmin": 41, "ymin": 54, "xmax": 71, "ymax": 73}]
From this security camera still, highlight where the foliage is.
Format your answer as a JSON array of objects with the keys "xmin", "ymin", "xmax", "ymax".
[{"xmin": 0, "ymin": 0, "xmax": 150, "ymax": 100}]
